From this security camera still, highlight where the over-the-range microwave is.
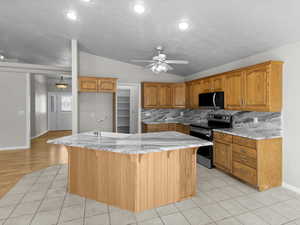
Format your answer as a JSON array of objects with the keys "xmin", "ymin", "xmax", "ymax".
[{"xmin": 199, "ymin": 92, "xmax": 224, "ymax": 109}]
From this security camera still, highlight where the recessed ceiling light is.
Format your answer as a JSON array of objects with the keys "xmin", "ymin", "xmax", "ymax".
[
  {"xmin": 66, "ymin": 10, "xmax": 77, "ymax": 21},
  {"xmin": 81, "ymin": 0, "xmax": 91, "ymax": 2},
  {"xmin": 178, "ymin": 21, "xmax": 190, "ymax": 31},
  {"xmin": 134, "ymin": 4, "xmax": 145, "ymax": 14}
]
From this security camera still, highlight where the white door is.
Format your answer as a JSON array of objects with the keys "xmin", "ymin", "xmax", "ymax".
[{"xmin": 48, "ymin": 92, "xmax": 72, "ymax": 131}]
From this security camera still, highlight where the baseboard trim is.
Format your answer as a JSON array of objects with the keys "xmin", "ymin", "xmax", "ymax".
[
  {"xmin": 0, "ymin": 145, "xmax": 30, "ymax": 151},
  {"xmin": 31, "ymin": 130, "xmax": 49, "ymax": 140},
  {"xmin": 282, "ymin": 182, "xmax": 300, "ymax": 194}
]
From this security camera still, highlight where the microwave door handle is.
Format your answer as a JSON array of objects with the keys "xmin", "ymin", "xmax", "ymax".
[{"xmin": 213, "ymin": 93, "xmax": 216, "ymax": 109}]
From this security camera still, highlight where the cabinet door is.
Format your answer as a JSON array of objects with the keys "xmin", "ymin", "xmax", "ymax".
[
  {"xmin": 214, "ymin": 141, "xmax": 232, "ymax": 172},
  {"xmin": 79, "ymin": 77, "xmax": 98, "ymax": 92},
  {"xmin": 159, "ymin": 84, "xmax": 172, "ymax": 108},
  {"xmin": 244, "ymin": 66, "xmax": 269, "ymax": 111},
  {"xmin": 191, "ymin": 81, "xmax": 201, "ymax": 108},
  {"xmin": 143, "ymin": 84, "xmax": 159, "ymax": 108},
  {"xmin": 185, "ymin": 83, "xmax": 192, "ymax": 108},
  {"xmin": 212, "ymin": 76, "xmax": 224, "ymax": 92},
  {"xmin": 225, "ymin": 71, "xmax": 244, "ymax": 110},
  {"xmin": 172, "ymin": 83, "xmax": 186, "ymax": 108},
  {"xmin": 202, "ymin": 78, "xmax": 212, "ymax": 93},
  {"xmin": 98, "ymin": 78, "xmax": 116, "ymax": 92}
]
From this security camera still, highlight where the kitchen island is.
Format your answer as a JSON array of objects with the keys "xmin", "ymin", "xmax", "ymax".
[{"xmin": 48, "ymin": 131, "xmax": 212, "ymax": 212}]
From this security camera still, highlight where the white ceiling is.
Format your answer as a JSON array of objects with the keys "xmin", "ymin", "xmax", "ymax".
[{"xmin": 1, "ymin": 0, "xmax": 300, "ymax": 76}]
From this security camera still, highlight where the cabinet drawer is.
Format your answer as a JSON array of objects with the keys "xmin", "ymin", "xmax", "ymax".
[
  {"xmin": 233, "ymin": 161, "xmax": 257, "ymax": 186},
  {"xmin": 233, "ymin": 136, "xmax": 257, "ymax": 149},
  {"xmin": 233, "ymin": 144, "xmax": 257, "ymax": 169},
  {"xmin": 214, "ymin": 132, "xmax": 233, "ymax": 143}
]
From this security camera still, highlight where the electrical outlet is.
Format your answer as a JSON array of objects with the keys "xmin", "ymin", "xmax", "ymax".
[
  {"xmin": 253, "ymin": 117, "xmax": 258, "ymax": 123},
  {"xmin": 180, "ymin": 112, "xmax": 184, "ymax": 116}
]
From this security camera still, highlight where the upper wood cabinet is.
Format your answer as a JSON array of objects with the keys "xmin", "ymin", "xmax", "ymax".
[
  {"xmin": 142, "ymin": 82, "xmax": 187, "ymax": 109},
  {"xmin": 79, "ymin": 77, "xmax": 117, "ymax": 93},
  {"xmin": 202, "ymin": 78, "xmax": 212, "ymax": 93},
  {"xmin": 159, "ymin": 84, "xmax": 173, "ymax": 108},
  {"xmin": 224, "ymin": 61, "xmax": 283, "ymax": 112},
  {"xmin": 225, "ymin": 71, "xmax": 244, "ymax": 110},
  {"xmin": 142, "ymin": 83, "xmax": 159, "ymax": 108},
  {"xmin": 142, "ymin": 61, "xmax": 282, "ymax": 112},
  {"xmin": 172, "ymin": 83, "xmax": 186, "ymax": 108},
  {"xmin": 186, "ymin": 81, "xmax": 201, "ymax": 109},
  {"xmin": 201, "ymin": 76, "xmax": 224, "ymax": 93},
  {"xmin": 98, "ymin": 78, "xmax": 117, "ymax": 92},
  {"xmin": 79, "ymin": 77, "xmax": 98, "ymax": 92},
  {"xmin": 243, "ymin": 66, "xmax": 269, "ymax": 110},
  {"xmin": 212, "ymin": 76, "xmax": 224, "ymax": 92}
]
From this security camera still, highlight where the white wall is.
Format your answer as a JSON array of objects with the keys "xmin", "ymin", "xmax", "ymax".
[
  {"xmin": 0, "ymin": 71, "xmax": 29, "ymax": 150},
  {"xmin": 31, "ymin": 74, "xmax": 48, "ymax": 138},
  {"xmin": 79, "ymin": 93, "xmax": 113, "ymax": 132},
  {"xmin": 186, "ymin": 40, "xmax": 300, "ymax": 190},
  {"xmin": 79, "ymin": 51, "xmax": 184, "ymax": 83}
]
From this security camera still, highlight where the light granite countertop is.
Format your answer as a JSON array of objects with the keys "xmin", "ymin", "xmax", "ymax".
[
  {"xmin": 47, "ymin": 131, "xmax": 212, "ymax": 154},
  {"xmin": 214, "ymin": 128, "xmax": 282, "ymax": 140}
]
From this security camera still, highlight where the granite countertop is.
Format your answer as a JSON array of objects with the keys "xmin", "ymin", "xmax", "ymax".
[
  {"xmin": 214, "ymin": 128, "xmax": 282, "ymax": 140},
  {"xmin": 47, "ymin": 131, "xmax": 212, "ymax": 154}
]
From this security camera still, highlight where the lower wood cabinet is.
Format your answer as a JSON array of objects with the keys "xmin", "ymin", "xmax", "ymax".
[
  {"xmin": 213, "ymin": 131, "xmax": 282, "ymax": 191},
  {"xmin": 214, "ymin": 141, "xmax": 232, "ymax": 173},
  {"xmin": 142, "ymin": 123, "xmax": 190, "ymax": 135}
]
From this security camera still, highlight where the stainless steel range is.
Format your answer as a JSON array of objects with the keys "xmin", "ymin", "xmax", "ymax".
[{"xmin": 190, "ymin": 113, "xmax": 233, "ymax": 168}]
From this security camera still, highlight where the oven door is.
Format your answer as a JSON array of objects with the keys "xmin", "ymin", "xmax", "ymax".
[
  {"xmin": 189, "ymin": 128, "xmax": 214, "ymax": 168},
  {"xmin": 190, "ymin": 127, "xmax": 212, "ymax": 141}
]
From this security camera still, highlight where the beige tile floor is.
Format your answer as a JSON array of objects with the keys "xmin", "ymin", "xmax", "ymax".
[{"xmin": 0, "ymin": 164, "xmax": 300, "ymax": 225}]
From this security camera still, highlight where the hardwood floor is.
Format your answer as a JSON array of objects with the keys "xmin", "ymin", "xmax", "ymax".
[{"xmin": 0, "ymin": 131, "xmax": 71, "ymax": 198}]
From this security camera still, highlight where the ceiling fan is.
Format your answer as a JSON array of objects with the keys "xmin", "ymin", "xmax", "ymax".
[{"xmin": 131, "ymin": 46, "xmax": 189, "ymax": 74}]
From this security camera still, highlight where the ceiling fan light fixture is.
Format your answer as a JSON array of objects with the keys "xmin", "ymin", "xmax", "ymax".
[
  {"xmin": 66, "ymin": 10, "xmax": 78, "ymax": 21},
  {"xmin": 133, "ymin": 3, "xmax": 145, "ymax": 14}
]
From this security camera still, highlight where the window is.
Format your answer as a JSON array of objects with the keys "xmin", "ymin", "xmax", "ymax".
[{"xmin": 61, "ymin": 95, "xmax": 72, "ymax": 112}]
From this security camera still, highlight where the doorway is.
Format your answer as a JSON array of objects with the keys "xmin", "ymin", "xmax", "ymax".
[
  {"xmin": 48, "ymin": 92, "xmax": 72, "ymax": 131},
  {"xmin": 116, "ymin": 84, "xmax": 140, "ymax": 133}
]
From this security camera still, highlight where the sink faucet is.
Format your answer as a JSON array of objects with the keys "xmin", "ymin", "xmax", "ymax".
[{"xmin": 94, "ymin": 116, "xmax": 108, "ymax": 137}]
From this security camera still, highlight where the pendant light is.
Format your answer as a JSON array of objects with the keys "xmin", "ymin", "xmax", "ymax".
[{"xmin": 56, "ymin": 76, "xmax": 68, "ymax": 89}]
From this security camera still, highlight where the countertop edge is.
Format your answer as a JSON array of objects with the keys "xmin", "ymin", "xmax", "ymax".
[{"xmin": 213, "ymin": 129, "xmax": 282, "ymax": 140}]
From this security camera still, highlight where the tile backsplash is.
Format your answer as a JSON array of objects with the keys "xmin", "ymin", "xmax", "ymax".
[{"xmin": 142, "ymin": 109, "xmax": 282, "ymax": 130}]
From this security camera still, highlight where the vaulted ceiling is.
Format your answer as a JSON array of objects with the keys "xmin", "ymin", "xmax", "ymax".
[{"xmin": 1, "ymin": 0, "xmax": 300, "ymax": 76}]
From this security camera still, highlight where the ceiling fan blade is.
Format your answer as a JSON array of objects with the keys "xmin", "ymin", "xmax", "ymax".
[
  {"xmin": 145, "ymin": 63, "xmax": 156, "ymax": 69},
  {"xmin": 131, "ymin": 59, "xmax": 155, "ymax": 63},
  {"xmin": 165, "ymin": 60, "xmax": 189, "ymax": 64},
  {"xmin": 165, "ymin": 64, "xmax": 174, "ymax": 70}
]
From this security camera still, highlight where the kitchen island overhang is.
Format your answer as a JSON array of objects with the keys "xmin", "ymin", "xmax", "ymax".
[{"xmin": 48, "ymin": 131, "xmax": 212, "ymax": 212}]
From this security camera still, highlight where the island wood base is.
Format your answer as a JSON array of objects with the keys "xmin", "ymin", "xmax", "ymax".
[{"xmin": 68, "ymin": 147, "xmax": 198, "ymax": 212}]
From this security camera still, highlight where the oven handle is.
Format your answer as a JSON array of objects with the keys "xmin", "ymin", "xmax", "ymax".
[{"xmin": 213, "ymin": 92, "xmax": 216, "ymax": 109}]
